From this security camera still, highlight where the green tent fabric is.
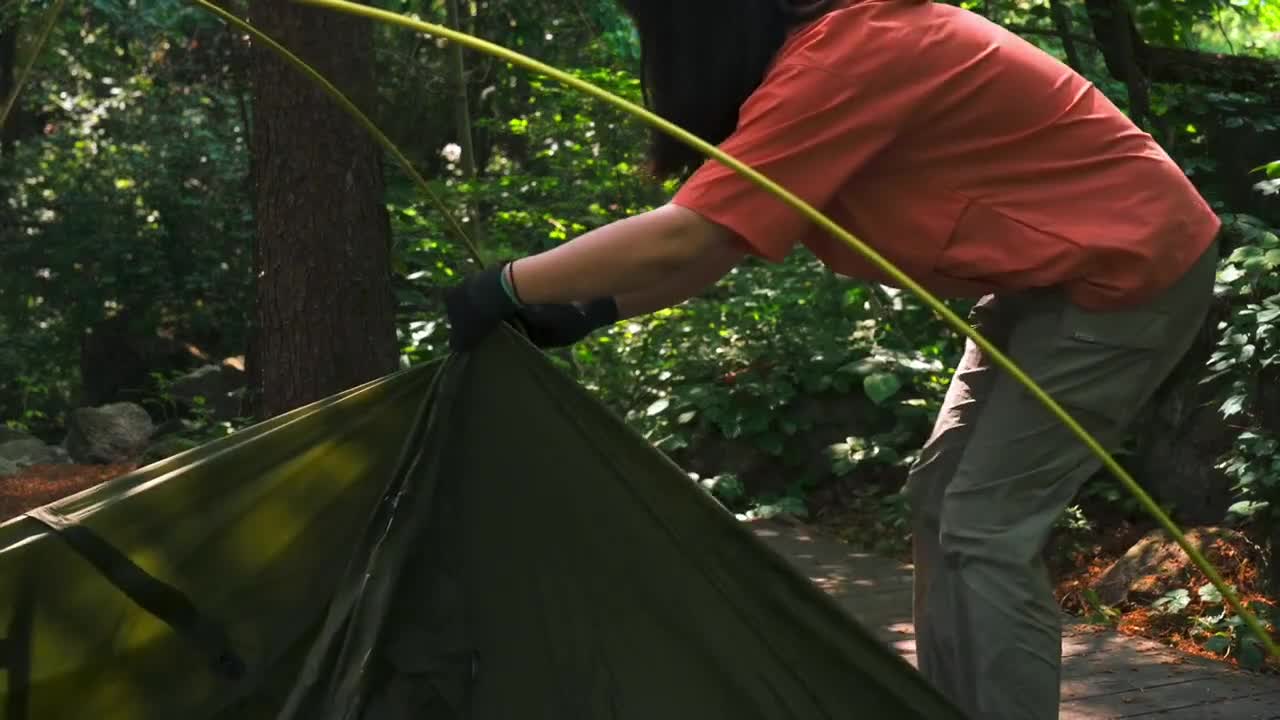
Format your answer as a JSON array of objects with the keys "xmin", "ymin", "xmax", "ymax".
[{"xmin": 0, "ymin": 330, "xmax": 966, "ymax": 719}]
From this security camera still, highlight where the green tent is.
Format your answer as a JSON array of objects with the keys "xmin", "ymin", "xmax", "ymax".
[{"xmin": 0, "ymin": 330, "xmax": 966, "ymax": 719}]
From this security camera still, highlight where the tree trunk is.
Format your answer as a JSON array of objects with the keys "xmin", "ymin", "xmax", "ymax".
[
  {"xmin": 248, "ymin": 0, "xmax": 397, "ymax": 419},
  {"xmin": 444, "ymin": 0, "xmax": 487, "ymax": 252},
  {"xmin": 1047, "ymin": 0, "xmax": 1084, "ymax": 73},
  {"xmin": 1130, "ymin": 297, "xmax": 1237, "ymax": 523},
  {"xmin": 1144, "ymin": 46, "xmax": 1280, "ymax": 100},
  {"xmin": 0, "ymin": 15, "xmax": 18, "ymax": 152},
  {"xmin": 446, "ymin": 0, "xmax": 478, "ymax": 180}
]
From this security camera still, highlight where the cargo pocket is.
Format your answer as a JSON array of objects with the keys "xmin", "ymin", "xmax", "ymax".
[{"xmin": 1044, "ymin": 304, "xmax": 1172, "ymax": 426}]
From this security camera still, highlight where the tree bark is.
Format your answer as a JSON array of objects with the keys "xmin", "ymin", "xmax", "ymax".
[
  {"xmin": 1084, "ymin": 0, "xmax": 1280, "ymax": 102},
  {"xmin": 444, "ymin": 0, "xmax": 487, "ymax": 252},
  {"xmin": 1083, "ymin": 0, "xmax": 1164, "ymax": 135},
  {"xmin": 0, "ymin": 15, "xmax": 18, "ymax": 152},
  {"xmin": 1143, "ymin": 46, "xmax": 1280, "ymax": 100},
  {"xmin": 1130, "ymin": 298, "xmax": 1237, "ymax": 523},
  {"xmin": 1047, "ymin": 0, "xmax": 1084, "ymax": 73},
  {"xmin": 248, "ymin": 0, "xmax": 397, "ymax": 419},
  {"xmin": 446, "ymin": 0, "xmax": 478, "ymax": 180},
  {"xmin": 0, "ymin": 13, "xmax": 17, "ymax": 258}
]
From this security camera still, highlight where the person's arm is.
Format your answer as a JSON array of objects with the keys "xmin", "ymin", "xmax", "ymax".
[
  {"xmin": 614, "ymin": 244, "xmax": 742, "ymax": 319},
  {"xmin": 509, "ymin": 203, "xmax": 742, "ymax": 306}
]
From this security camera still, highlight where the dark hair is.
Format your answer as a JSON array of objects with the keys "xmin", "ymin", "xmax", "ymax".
[{"xmin": 618, "ymin": 0, "xmax": 837, "ymax": 178}]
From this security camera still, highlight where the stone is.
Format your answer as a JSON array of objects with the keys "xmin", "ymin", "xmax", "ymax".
[
  {"xmin": 64, "ymin": 402, "xmax": 156, "ymax": 464},
  {"xmin": 169, "ymin": 363, "xmax": 246, "ymax": 421},
  {"xmin": 0, "ymin": 437, "xmax": 64, "ymax": 468},
  {"xmin": 0, "ymin": 426, "xmax": 35, "ymax": 444},
  {"xmin": 1093, "ymin": 527, "xmax": 1254, "ymax": 606}
]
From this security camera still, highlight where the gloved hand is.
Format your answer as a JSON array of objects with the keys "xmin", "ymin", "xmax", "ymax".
[
  {"xmin": 444, "ymin": 264, "xmax": 620, "ymax": 352},
  {"xmin": 516, "ymin": 298, "xmax": 619, "ymax": 348},
  {"xmin": 444, "ymin": 265, "xmax": 519, "ymax": 352}
]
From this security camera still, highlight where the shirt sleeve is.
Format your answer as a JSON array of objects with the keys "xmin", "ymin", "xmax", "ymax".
[{"xmin": 671, "ymin": 60, "xmax": 922, "ymax": 263}]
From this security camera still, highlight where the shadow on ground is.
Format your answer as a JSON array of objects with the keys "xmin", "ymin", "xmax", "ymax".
[{"xmin": 751, "ymin": 521, "xmax": 1280, "ymax": 720}]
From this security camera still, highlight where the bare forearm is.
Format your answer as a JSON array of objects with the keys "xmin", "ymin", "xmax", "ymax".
[
  {"xmin": 615, "ymin": 246, "xmax": 740, "ymax": 319},
  {"xmin": 510, "ymin": 204, "xmax": 742, "ymax": 305}
]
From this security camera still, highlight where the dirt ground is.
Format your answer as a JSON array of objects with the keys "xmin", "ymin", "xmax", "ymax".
[{"xmin": 0, "ymin": 462, "xmax": 137, "ymax": 521}]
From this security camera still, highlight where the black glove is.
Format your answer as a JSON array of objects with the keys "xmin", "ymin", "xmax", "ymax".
[
  {"xmin": 444, "ymin": 265, "xmax": 519, "ymax": 352},
  {"xmin": 516, "ymin": 298, "xmax": 619, "ymax": 348}
]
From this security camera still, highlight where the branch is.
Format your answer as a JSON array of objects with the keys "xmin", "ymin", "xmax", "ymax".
[
  {"xmin": 1084, "ymin": 0, "xmax": 1280, "ymax": 102},
  {"xmin": 1144, "ymin": 45, "xmax": 1280, "ymax": 99},
  {"xmin": 1048, "ymin": 0, "xmax": 1085, "ymax": 72}
]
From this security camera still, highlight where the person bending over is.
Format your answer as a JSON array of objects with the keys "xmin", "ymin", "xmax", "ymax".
[{"xmin": 445, "ymin": 1, "xmax": 1221, "ymax": 718}]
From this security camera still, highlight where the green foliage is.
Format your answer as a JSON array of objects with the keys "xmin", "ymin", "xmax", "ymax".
[
  {"xmin": 142, "ymin": 370, "xmax": 251, "ymax": 457},
  {"xmin": 573, "ymin": 256, "xmax": 957, "ymax": 461},
  {"xmin": 1206, "ymin": 215, "xmax": 1280, "ymax": 528},
  {"xmin": 466, "ymin": 68, "xmax": 666, "ymax": 253},
  {"xmin": 1192, "ymin": 595, "xmax": 1276, "ymax": 671},
  {"xmin": 1074, "ymin": 577, "xmax": 1277, "ymax": 668},
  {"xmin": 1148, "ymin": 583, "xmax": 1278, "ymax": 670},
  {"xmin": 0, "ymin": 5, "xmax": 252, "ymax": 432},
  {"xmin": 387, "ymin": 64, "xmax": 664, "ymax": 363},
  {"xmin": 1255, "ymin": 160, "xmax": 1280, "ymax": 198},
  {"xmin": 1153, "ymin": 587, "xmax": 1193, "ymax": 614},
  {"xmin": 4, "ymin": 0, "xmax": 1280, "ymax": 571},
  {"xmin": 1077, "ymin": 467, "xmax": 1146, "ymax": 519},
  {"xmin": 1079, "ymin": 588, "xmax": 1124, "ymax": 627}
]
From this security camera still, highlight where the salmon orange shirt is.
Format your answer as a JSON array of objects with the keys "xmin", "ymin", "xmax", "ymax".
[{"xmin": 671, "ymin": 0, "xmax": 1221, "ymax": 310}]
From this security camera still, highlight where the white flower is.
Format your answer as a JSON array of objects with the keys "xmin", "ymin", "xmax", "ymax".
[
  {"xmin": 441, "ymin": 143, "xmax": 463, "ymax": 163},
  {"xmin": 1254, "ymin": 179, "xmax": 1279, "ymax": 197}
]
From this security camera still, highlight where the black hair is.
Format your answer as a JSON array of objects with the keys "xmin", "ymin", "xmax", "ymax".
[{"xmin": 617, "ymin": 0, "xmax": 837, "ymax": 178}]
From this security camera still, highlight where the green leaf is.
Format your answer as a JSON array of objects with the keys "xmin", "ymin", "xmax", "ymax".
[
  {"xmin": 1248, "ymin": 601, "xmax": 1274, "ymax": 620},
  {"xmin": 1228, "ymin": 245, "xmax": 1263, "ymax": 264},
  {"xmin": 1228, "ymin": 500, "xmax": 1270, "ymax": 517},
  {"xmin": 745, "ymin": 494, "xmax": 809, "ymax": 521},
  {"xmin": 1152, "ymin": 588, "xmax": 1191, "ymax": 614},
  {"xmin": 1202, "ymin": 634, "xmax": 1232, "ymax": 654},
  {"xmin": 1221, "ymin": 394, "xmax": 1247, "ymax": 417},
  {"xmin": 645, "ymin": 398, "xmax": 669, "ymax": 416},
  {"xmin": 1218, "ymin": 264, "xmax": 1246, "ymax": 283},
  {"xmin": 1239, "ymin": 639, "xmax": 1265, "ymax": 670},
  {"xmin": 1197, "ymin": 582, "xmax": 1225, "ymax": 604},
  {"xmin": 1250, "ymin": 160, "xmax": 1280, "ymax": 178},
  {"xmin": 837, "ymin": 358, "xmax": 878, "ymax": 376},
  {"xmin": 775, "ymin": 495, "xmax": 809, "ymax": 517},
  {"xmin": 700, "ymin": 473, "xmax": 745, "ymax": 502},
  {"xmin": 863, "ymin": 372, "xmax": 902, "ymax": 406}
]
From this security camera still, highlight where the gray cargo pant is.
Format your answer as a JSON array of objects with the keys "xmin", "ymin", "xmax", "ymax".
[{"xmin": 905, "ymin": 240, "xmax": 1218, "ymax": 720}]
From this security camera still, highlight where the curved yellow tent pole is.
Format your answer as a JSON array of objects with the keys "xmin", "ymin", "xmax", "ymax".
[
  {"xmin": 0, "ymin": 0, "xmax": 68, "ymax": 132},
  {"xmin": 191, "ymin": 0, "xmax": 484, "ymax": 265},
  {"xmin": 212, "ymin": 0, "xmax": 1274, "ymax": 658}
]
